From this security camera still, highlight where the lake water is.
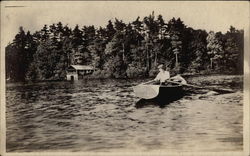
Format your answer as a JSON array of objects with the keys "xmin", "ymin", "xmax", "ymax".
[{"xmin": 6, "ymin": 78, "xmax": 243, "ymax": 152}]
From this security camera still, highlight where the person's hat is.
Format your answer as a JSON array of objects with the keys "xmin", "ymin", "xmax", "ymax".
[{"xmin": 157, "ymin": 64, "xmax": 163, "ymax": 69}]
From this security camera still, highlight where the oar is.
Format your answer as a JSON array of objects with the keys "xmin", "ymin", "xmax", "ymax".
[
  {"xmin": 166, "ymin": 80, "xmax": 234, "ymax": 94},
  {"xmin": 140, "ymin": 80, "xmax": 155, "ymax": 85}
]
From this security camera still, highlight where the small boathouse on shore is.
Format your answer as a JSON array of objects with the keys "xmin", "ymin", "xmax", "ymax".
[{"xmin": 66, "ymin": 65, "xmax": 94, "ymax": 81}]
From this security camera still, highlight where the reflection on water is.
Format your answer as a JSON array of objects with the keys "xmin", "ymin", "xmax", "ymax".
[{"xmin": 6, "ymin": 79, "xmax": 243, "ymax": 152}]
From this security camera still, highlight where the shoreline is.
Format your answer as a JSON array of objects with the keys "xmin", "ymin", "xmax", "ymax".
[{"xmin": 6, "ymin": 74, "xmax": 244, "ymax": 84}]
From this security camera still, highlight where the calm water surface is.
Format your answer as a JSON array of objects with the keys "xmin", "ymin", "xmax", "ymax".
[{"xmin": 6, "ymin": 79, "xmax": 243, "ymax": 152}]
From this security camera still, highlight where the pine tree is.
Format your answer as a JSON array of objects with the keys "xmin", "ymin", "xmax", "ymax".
[
  {"xmin": 224, "ymin": 26, "xmax": 244, "ymax": 74},
  {"xmin": 41, "ymin": 25, "xmax": 49, "ymax": 42},
  {"xmin": 206, "ymin": 31, "xmax": 224, "ymax": 70}
]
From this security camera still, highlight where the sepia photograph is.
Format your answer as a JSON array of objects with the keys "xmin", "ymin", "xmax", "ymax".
[{"xmin": 1, "ymin": 1, "xmax": 249, "ymax": 155}]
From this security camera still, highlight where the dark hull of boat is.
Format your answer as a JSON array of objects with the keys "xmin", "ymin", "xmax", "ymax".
[
  {"xmin": 156, "ymin": 85, "xmax": 184, "ymax": 101},
  {"xmin": 135, "ymin": 85, "xmax": 184, "ymax": 108}
]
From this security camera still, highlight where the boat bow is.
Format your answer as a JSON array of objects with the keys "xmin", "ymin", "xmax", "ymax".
[{"xmin": 133, "ymin": 84, "xmax": 160, "ymax": 99}]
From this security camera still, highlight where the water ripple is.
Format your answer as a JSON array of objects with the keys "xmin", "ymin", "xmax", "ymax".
[{"xmin": 6, "ymin": 79, "xmax": 243, "ymax": 152}]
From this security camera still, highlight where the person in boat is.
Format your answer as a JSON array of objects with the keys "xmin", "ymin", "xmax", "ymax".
[
  {"xmin": 169, "ymin": 74, "xmax": 187, "ymax": 84},
  {"xmin": 154, "ymin": 64, "xmax": 170, "ymax": 84}
]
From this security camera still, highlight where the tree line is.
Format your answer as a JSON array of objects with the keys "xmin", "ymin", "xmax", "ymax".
[{"xmin": 6, "ymin": 12, "xmax": 244, "ymax": 82}]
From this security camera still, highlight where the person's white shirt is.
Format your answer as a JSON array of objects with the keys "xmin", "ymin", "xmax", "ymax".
[{"xmin": 154, "ymin": 70, "xmax": 170, "ymax": 83}]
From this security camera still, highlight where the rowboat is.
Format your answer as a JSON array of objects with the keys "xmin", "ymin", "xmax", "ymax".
[
  {"xmin": 133, "ymin": 76, "xmax": 234, "ymax": 106},
  {"xmin": 133, "ymin": 81, "xmax": 184, "ymax": 101}
]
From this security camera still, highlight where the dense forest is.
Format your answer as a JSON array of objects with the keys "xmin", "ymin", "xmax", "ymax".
[{"xmin": 6, "ymin": 12, "xmax": 244, "ymax": 82}]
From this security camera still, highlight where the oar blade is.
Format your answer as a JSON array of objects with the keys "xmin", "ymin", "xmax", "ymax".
[{"xmin": 133, "ymin": 85, "xmax": 160, "ymax": 99}]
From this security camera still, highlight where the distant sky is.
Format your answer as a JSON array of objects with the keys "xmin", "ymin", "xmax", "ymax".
[{"xmin": 1, "ymin": 1, "xmax": 249, "ymax": 47}]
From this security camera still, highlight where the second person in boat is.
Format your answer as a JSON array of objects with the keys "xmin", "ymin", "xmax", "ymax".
[
  {"xmin": 169, "ymin": 74, "xmax": 187, "ymax": 84},
  {"xmin": 154, "ymin": 64, "xmax": 170, "ymax": 84}
]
